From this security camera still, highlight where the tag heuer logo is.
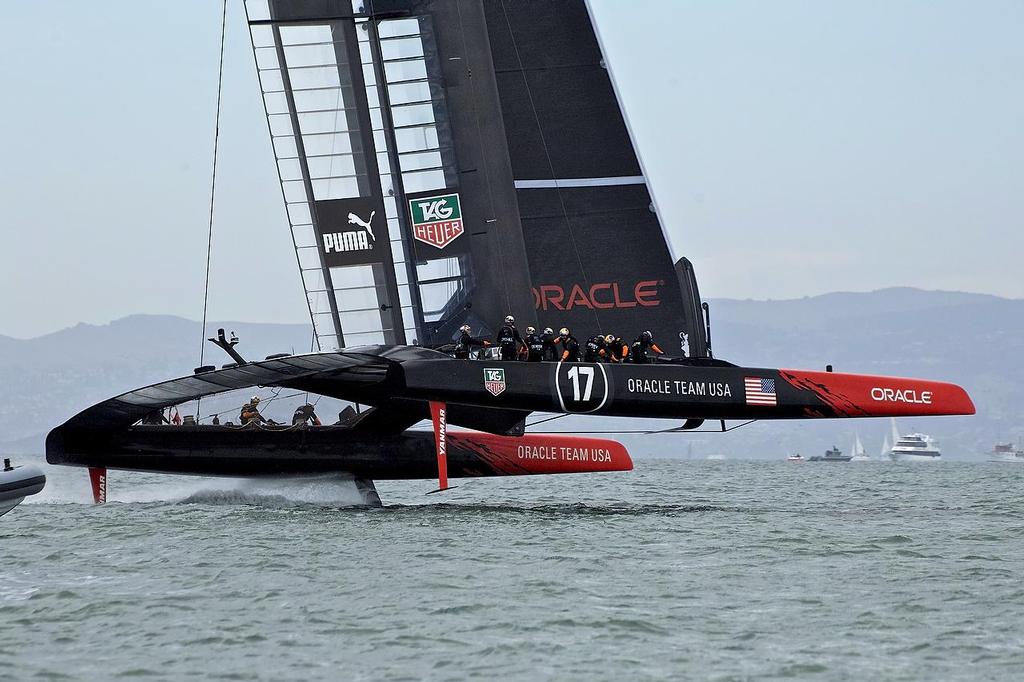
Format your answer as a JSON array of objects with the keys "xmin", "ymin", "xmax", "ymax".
[
  {"xmin": 410, "ymin": 193, "xmax": 464, "ymax": 249},
  {"xmin": 483, "ymin": 368, "xmax": 506, "ymax": 397}
]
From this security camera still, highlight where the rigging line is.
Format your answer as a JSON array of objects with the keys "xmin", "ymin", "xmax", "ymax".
[
  {"xmin": 528, "ymin": 430, "xmax": 666, "ymax": 435},
  {"xmin": 498, "ymin": 0, "xmax": 602, "ymax": 334},
  {"xmin": 197, "ymin": 0, "xmax": 230, "ymax": 420},
  {"xmin": 305, "ymin": 328, "xmax": 316, "ymax": 405},
  {"xmin": 525, "ymin": 413, "xmax": 569, "ymax": 428},
  {"xmin": 524, "ymin": 416, "xmax": 759, "ymax": 434},
  {"xmin": 200, "ymin": 389, "xmax": 313, "ymax": 422}
]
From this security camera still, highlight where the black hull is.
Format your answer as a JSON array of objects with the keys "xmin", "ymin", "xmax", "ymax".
[
  {"xmin": 49, "ymin": 426, "xmax": 483, "ymax": 478},
  {"xmin": 46, "ymin": 425, "xmax": 631, "ymax": 480}
]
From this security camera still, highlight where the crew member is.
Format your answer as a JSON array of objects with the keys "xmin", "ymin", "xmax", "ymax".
[
  {"xmin": 605, "ymin": 334, "xmax": 629, "ymax": 363},
  {"xmin": 240, "ymin": 395, "xmax": 268, "ymax": 425},
  {"xmin": 630, "ymin": 330, "xmax": 665, "ymax": 364},
  {"xmin": 524, "ymin": 326, "xmax": 546, "ymax": 362},
  {"xmin": 583, "ymin": 333, "xmax": 609, "ymax": 363},
  {"xmin": 541, "ymin": 327, "xmax": 559, "ymax": 361},
  {"xmin": 558, "ymin": 327, "xmax": 581, "ymax": 362},
  {"xmin": 141, "ymin": 409, "xmax": 169, "ymax": 425},
  {"xmin": 454, "ymin": 324, "xmax": 490, "ymax": 359},
  {"xmin": 292, "ymin": 403, "xmax": 321, "ymax": 426},
  {"xmin": 496, "ymin": 315, "xmax": 523, "ymax": 361}
]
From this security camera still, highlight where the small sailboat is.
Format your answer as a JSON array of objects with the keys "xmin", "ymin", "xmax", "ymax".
[{"xmin": 850, "ymin": 433, "xmax": 870, "ymax": 461}]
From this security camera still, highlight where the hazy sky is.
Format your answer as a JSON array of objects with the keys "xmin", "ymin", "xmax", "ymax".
[{"xmin": 1, "ymin": 0, "xmax": 1021, "ymax": 338}]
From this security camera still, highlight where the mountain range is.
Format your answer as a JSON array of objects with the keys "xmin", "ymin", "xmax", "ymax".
[{"xmin": 1, "ymin": 287, "xmax": 1020, "ymax": 459}]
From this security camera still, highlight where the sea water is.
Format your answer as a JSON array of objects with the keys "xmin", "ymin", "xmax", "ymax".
[{"xmin": 3, "ymin": 460, "xmax": 1023, "ymax": 681}]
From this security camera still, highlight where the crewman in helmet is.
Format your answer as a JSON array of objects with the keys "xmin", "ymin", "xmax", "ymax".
[
  {"xmin": 558, "ymin": 327, "xmax": 581, "ymax": 362},
  {"xmin": 524, "ymin": 326, "xmax": 546, "ymax": 362},
  {"xmin": 454, "ymin": 324, "xmax": 490, "ymax": 359},
  {"xmin": 291, "ymin": 403, "xmax": 321, "ymax": 427},
  {"xmin": 583, "ymin": 333, "xmax": 609, "ymax": 363},
  {"xmin": 240, "ymin": 396, "xmax": 268, "ymax": 425},
  {"xmin": 541, "ymin": 327, "xmax": 559, "ymax": 361},
  {"xmin": 496, "ymin": 314, "xmax": 523, "ymax": 361},
  {"xmin": 141, "ymin": 409, "xmax": 170, "ymax": 425},
  {"xmin": 630, "ymin": 330, "xmax": 665, "ymax": 364},
  {"xmin": 604, "ymin": 334, "xmax": 629, "ymax": 363}
]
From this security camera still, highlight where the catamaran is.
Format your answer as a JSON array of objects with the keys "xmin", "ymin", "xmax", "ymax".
[
  {"xmin": 888, "ymin": 418, "xmax": 942, "ymax": 462},
  {"xmin": 46, "ymin": 0, "xmax": 973, "ymax": 504}
]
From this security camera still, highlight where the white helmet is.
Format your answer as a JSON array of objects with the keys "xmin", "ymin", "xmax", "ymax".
[
  {"xmin": 643, "ymin": 330, "xmax": 653, "ymax": 339},
  {"xmin": 459, "ymin": 324, "xmax": 471, "ymax": 333},
  {"xmin": 605, "ymin": 334, "xmax": 615, "ymax": 344},
  {"xmin": 543, "ymin": 327, "xmax": 553, "ymax": 335},
  {"xmin": 559, "ymin": 327, "xmax": 570, "ymax": 337},
  {"xmin": 250, "ymin": 395, "xmax": 260, "ymax": 404},
  {"xmin": 505, "ymin": 315, "xmax": 515, "ymax": 325},
  {"xmin": 526, "ymin": 326, "xmax": 536, "ymax": 335}
]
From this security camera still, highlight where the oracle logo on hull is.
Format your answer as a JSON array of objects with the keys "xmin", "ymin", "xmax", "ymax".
[
  {"xmin": 532, "ymin": 281, "xmax": 661, "ymax": 311},
  {"xmin": 870, "ymin": 387, "xmax": 933, "ymax": 405}
]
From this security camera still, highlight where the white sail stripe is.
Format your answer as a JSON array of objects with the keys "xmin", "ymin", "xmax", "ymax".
[{"xmin": 513, "ymin": 176, "xmax": 646, "ymax": 189}]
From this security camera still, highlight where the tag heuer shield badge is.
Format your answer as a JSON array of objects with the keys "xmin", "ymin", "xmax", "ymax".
[{"xmin": 483, "ymin": 368, "xmax": 506, "ymax": 397}]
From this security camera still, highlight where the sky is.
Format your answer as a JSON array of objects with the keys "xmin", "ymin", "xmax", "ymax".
[{"xmin": 1, "ymin": 0, "xmax": 1021, "ymax": 339}]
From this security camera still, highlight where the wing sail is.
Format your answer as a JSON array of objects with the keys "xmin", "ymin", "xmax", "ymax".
[{"xmin": 247, "ymin": 0, "xmax": 709, "ymax": 352}]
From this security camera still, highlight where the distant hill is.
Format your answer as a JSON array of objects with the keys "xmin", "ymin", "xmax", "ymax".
[{"xmin": 1, "ymin": 289, "xmax": 1021, "ymax": 458}]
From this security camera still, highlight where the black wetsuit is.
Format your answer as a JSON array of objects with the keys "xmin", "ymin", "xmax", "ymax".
[
  {"xmin": 541, "ymin": 332, "xmax": 559, "ymax": 361},
  {"xmin": 496, "ymin": 324, "xmax": 522, "ymax": 361},
  {"xmin": 606, "ymin": 337, "xmax": 629, "ymax": 363},
  {"xmin": 630, "ymin": 335, "xmax": 664, "ymax": 364},
  {"xmin": 292, "ymin": 404, "xmax": 320, "ymax": 426},
  {"xmin": 559, "ymin": 335, "xmax": 581, "ymax": 362},
  {"xmin": 525, "ymin": 332, "xmax": 546, "ymax": 362},
  {"xmin": 239, "ymin": 402, "xmax": 267, "ymax": 425},
  {"xmin": 454, "ymin": 331, "xmax": 488, "ymax": 359},
  {"xmin": 583, "ymin": 335, "xmax": 609, "ymax": 363},
  {"xmin": 141, "ymin": 410, "xmax": 169, "ymax": 425}
]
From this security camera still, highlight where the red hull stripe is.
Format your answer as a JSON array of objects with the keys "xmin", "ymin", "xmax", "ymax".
[
  {"xmin": 779, "ymin": 370, "xmax": 975, "ymax": 417},
  {"xmin": 448, "ymin": 432, "xmax": 633, "ymax": 475}
]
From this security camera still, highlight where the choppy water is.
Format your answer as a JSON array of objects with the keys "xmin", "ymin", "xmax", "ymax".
[{"xmin": 3, "ymin": 460, "xmax": 1023, "ymax": 681}]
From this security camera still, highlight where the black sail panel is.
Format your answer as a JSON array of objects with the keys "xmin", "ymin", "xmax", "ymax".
[{"xmin": 482, "ymin": 0, "xmax": 708, "ymax": 356}]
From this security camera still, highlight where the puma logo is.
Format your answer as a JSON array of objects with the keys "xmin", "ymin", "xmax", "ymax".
[{"xmin": 347, "ymin": 211, "xmax": 376, "ymax": 241}]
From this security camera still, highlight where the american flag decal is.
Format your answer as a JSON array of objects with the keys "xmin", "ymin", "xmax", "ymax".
[{"xmin": 745, "ymin": 376, "xmax": 777, "ymax": 406}]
